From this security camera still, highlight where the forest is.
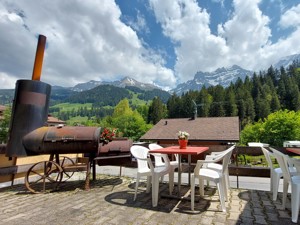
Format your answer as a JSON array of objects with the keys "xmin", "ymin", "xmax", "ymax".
[
  {"xmin": 48, "ymin": 61, "xmax": 300, "ymax": 129},
  {"xmin": 165, "ymin": 61, "xmax": 300, "ymax": 128}
]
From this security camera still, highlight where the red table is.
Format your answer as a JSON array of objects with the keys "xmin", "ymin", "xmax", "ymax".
[
  {"xmin": 149, "ymin": 146, "xmax": 209, "ymax": 198},
  {"xmin": 286, "ymin": 148, "xmax": 300, "ymax": 155}
]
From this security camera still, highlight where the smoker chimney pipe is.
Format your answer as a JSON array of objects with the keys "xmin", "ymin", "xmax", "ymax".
[{"xmin": 31, "ymin": 35, "xmax": 46, "ymax": 81}]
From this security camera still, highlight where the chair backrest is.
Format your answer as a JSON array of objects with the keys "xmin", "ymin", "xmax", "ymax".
[
  {"xmin": 261, "ymin": 147, "xmax": 274, "ymax": 170},
  {"xmin": 270, "ymin": 147, "xmax": 292, "ymax": 182},
  {"xmin": 221, "ymin": 145, "xmax": 235, "ymax": 173},
  {"xmin": 195, "ymin": 145, "xmax": 235, "ymax": 175},
  {"xmin": 130, "ymin": 145, "xmax": 150, "ymax": 172},
  {"xmin": 148, "ymin": 143, "xmax": 162, "ymax": 150},
  {"xmin": 148, "ymin": 143, "xmax": 165, "ymax": 166}
]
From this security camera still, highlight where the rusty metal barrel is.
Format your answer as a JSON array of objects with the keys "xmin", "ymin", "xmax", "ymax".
[
  {"xmin": 23, "ymin": 126, "xmax": 101, "ymax": 154},
  {"xmin": 6, "ymin": 80, "xmax": 51, "ymax": 157}
]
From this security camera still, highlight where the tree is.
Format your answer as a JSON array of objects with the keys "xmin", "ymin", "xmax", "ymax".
[
  {"xmin": 209, "ymin": 85, "xmax": 225, "ymax": 117},
  {"xmin": 180, "ymin": 93, "xmax": 195, "ymax": 118},
  {"xmin": 224, "ymin": 87, "xmax": 238, "ymax": 116},
  {"xmin": 0, "ymin": 106, "xmax": 11, "ymax": 143},
  {"xmin": 136, "ymin": 104, "xmax": 149, "ymax": 122},
  {"xmin": 240, "ymin": 110, "xmax": 300, "ymax": 146},
  {"xmin": 101, "ymin": 98, "xmax": 152, "ymax": 141},
  {"xmin": 167, "ymin": 94, "xmax": 181, "ymax": 118},
  {"xmin": 262, "ymin": 110, "xmax": 300, "ymax": 146},
  {"xmin": 240, "ymin": 120, "xmax": 264, "ymax": 145},
  {"xmin": 196, "ymin": 87, "xmax": 212, "ymax": 117},
  {"xmin": 112, "ymin": 98, "xmax": 132, "ymax": 118},
  {"xmin": 148, "ymin": 97, "xmax": 167, "ymax": 124}
]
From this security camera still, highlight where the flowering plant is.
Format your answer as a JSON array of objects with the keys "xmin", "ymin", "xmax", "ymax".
[
  {"xmin": 177, "ymin": 131, "xmax": 190, "ymax": 140},
  {"xmin": 100, "ymin": 128, "xmax": 117, "ymax": 145}
]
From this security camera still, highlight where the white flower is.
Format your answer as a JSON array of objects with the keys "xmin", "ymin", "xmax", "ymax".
[{"xmin": 177, "ymin": 131, "xmax": 190, "ymax": 140}]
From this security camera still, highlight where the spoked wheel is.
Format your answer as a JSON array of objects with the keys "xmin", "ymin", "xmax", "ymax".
[
  {"xmin": 58, "ymin": 156, "xmax": 76, "ymax": 182},
  {"xmin": 25, "ymin": 161, "xmax": 63, "ymax": 194}
]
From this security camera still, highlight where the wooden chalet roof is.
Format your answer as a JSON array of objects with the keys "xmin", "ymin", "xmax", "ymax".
[
  {"xmin": 140, "ymin": 116, "xmax": 240, "ymax": 142},
  {"xmin": 47, "ymin": 114, "xmax": 66, "ymax": 125}
]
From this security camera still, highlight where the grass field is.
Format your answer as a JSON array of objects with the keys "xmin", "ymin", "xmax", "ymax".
[{"xmin": 50, "ymin": 103, "xmax": 93, "ymax": 112}]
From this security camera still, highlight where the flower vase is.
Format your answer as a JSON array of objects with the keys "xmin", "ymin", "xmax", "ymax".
[{"xmin": 178, "ymin": 139, "xmax": 188, "ymax": 149}]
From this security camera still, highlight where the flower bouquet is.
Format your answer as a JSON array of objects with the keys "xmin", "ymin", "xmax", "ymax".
[
  {"xmin": 177, "ymin": 131, "xmax": 189, "ymax": 149},
  {"xmin": 99, "ymin": 128, "xmax": 117, "ymax": 145}
]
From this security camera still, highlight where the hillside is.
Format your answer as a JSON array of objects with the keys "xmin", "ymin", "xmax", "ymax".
[{"xmin": 0, "ymin": 84, "xmax": 171, "ymax": 107}]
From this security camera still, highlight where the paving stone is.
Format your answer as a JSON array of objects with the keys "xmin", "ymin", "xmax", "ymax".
[{"xmin": 0, "ymin": 173, "xmax": 296, "ymax": 225}]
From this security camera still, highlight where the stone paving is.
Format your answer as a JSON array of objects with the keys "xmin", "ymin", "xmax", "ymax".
[{"xmin": 0, "ymin": 173, "xmax": 298, "ymax": 225}]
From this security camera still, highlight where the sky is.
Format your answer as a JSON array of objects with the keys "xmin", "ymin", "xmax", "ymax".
[{"xmin": 0, "ymin": 0, "xmax": 300, "ymax": 90}]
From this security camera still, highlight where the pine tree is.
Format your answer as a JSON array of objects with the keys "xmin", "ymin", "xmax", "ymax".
[{"xmin": 148, "ymin": 97, "xmax": 167, "ymax": 124}]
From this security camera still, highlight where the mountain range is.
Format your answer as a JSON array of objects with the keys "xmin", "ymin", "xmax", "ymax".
[
  {"xmin": 0, "ymin": 53, "xmax": 299, "ymax": 105},
  {"xmin": 71, "ymin": 76, "xmax": 158, "ymax": 92},
  {"xmin": 172, "ymin": 65, "xmax": 253, "ymax": 94},
  {"xmin": 69, "ymin": 53, "xmax": 300, "ymax": 95}
]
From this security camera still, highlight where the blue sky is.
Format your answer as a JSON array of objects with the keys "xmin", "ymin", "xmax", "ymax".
[{"xmin": 0, "ymin": 0, "xmax": 300, "ymax": 90}]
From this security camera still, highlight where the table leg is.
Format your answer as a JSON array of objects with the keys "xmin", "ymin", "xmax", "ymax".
[
  {"xmin": 188, "ymin": 154, "xmax": 191, "ymax": 185},
  {"xmin": 177, "ymin": 154, "xmax": 182, "ymax": 197}
]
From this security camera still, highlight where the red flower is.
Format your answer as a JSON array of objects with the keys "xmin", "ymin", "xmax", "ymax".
[{"xmin": 100, "ymin": 128, "xmax": 117, "ymax": 145}]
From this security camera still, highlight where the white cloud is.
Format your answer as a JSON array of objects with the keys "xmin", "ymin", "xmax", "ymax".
[
  {"xmin": 279, "ymin": 4, "xmax": 300, "ymax": 28},
  {"xmin": 150, "ymin": 0, "xmax": 228, "ymax": 83},
  {"xmin": 150, "ymin": 0, "xmax": 300, "ymax": 82},
  {"xmin": 0, "ymin": 0, "xmax": 175, "ymax": 89},
  {"xmin": 1, "ymin": 0, "xmax": 300, "ymax": 90}
]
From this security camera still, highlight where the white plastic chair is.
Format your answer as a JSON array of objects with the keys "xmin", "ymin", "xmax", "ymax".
[
  {"xmin": 191, "ymin": 146, "xmax": 234, "ymax": 212},
  {"xmin": 148, "ymin": 143, "xmax": 179, "ymax": 183},
  {"xmin": 261, "ymin": 147, "xmax": 285, "ymax": 200},
  {"xmin": 271, "ymin": 147, "xmax": 300, "ymax": 223},
  {"xmin": 130, "ymin": 145, "xmax": 174, "ymax": 207},
  {"xmin": 204, "ymin": 145, "xmax": 235, "ymax": 201}
]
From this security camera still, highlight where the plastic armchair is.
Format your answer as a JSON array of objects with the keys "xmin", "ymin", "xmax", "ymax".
[
  {"xmin": 191, "ymin": 147, "xmax": 233, "ymax": 212},
  {"xmin": 271, "ymin": 147, "xmax": 300, "ymax": 223},
  {"xmin": 130, "ymin": 145, "xmax": 174, "ymax": 207},
  {"xmin": 261, "ymin": 147, "xmax": 284, "ymax": 200},
  {"xmin": 148, "ymin": 143, "xmax": 179, "ymax": 183},
  {"xmin": 204, "ymin": 145, "xmax": 235, "ymax": 201},
  {"xmin": 130, "ymin": 145, "xmax": 151, "ymax": 202}
]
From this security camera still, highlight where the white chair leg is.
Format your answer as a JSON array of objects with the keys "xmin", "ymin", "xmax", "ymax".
[
  {"xmin": 199, "ymin": 178, "xmax": 204, "ymax": 197},
  {"xmin": 191, "ymin": 174, "xmax": 195, "ymax": 211},
  {"xmin": 134, "ymin": 174, "xmax": 140, "ymax": 201},
  {"xmin": 222, "ymin": 176, "xmax": 228, "ymax": 202},
  {"xmin": 225, "ymin": 170, "xmax": 230, "ymax": 190},
  {"xmin": 270, "ymin": 171, "xmax": 274, "ymax": 193},
  {"xmin": 282, "ymin": 180, "xmax": 289, "ymax": 209},
  {"xmin": 152, "ymin": 175, "xmax": 160, "ymax": 207},
  {"xmin": 146, "ymin": 176, "xmax": 151, "ymax": 193},
  {"xmin": 291, "ymin": 184, "xmax": 300, "ymax": 223},
  {"xmin": 160, "ymin": 175, "xmax": 164, "ymax": 183},
  {"xmin": 217, "ymin": 182, "xmax": 226, "ymax": 212},
  {"xmin": 273, "ymin": 173, "xmax": 281, "ymax": 201}
]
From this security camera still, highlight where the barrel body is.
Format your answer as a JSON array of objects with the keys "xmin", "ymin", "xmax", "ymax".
[{"xmin": 23, "ymin": 126, "xmax": 101, "ymax": 154}]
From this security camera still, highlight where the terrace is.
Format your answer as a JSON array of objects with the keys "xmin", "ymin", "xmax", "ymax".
[{"xmin": 0, "ymin": 162, "xmax": 297, "ymax": 225}]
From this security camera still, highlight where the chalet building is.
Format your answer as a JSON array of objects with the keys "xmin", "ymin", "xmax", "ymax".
[
  {"xmin": 47, "ymin": 114, "xmax": 66, "ymax": 126},
  {"xmin": 140, "ymin": 116, "xmax": 240, "ymax": 161}
]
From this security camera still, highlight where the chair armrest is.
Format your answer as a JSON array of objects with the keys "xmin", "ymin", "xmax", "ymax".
[
  {"xmin": 147, "ymin": 157, "xmax": 155, "ymax": 171},
  {"xmin": 194, "ymin": 157, "xmax": 225, "ymax": 175},
  {"xmin": 205, "ymin": 154, "xmax": 223, "ymax": 162},
  {"xmin": 288, "ymin": 157, "xmax": 300, "ymax": 172}
]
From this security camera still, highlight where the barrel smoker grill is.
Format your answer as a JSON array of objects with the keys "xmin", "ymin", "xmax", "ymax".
[
  {"xmin": 6, "ymin": 80, "xmax": 132, "ymax": 194},
  {"xmin": 5, "ymin": 35, "xmax": 132, "ymax": 193}
]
